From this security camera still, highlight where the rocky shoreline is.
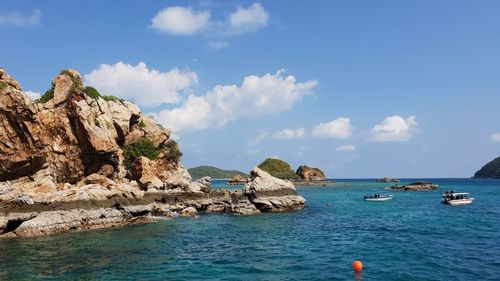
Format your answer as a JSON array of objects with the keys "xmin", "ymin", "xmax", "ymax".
[
  {"xmin": 0, "ymin": 168, "xmax": 305, "ymax": 238},
  {"xmin": 0, "ymin": 68, "xmax": 304, "ymax": 238}
]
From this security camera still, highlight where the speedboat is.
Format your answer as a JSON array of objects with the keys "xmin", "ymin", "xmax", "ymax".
[
  {"xmin": 442, "ymin": 191, "xmax": 474, "ymax": 205},
  {"xmin": 364, "ymin": 194, "xmax": 393, "ymax": 202}
]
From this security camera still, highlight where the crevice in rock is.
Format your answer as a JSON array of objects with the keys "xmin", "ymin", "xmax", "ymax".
[
  {"xmin": 113, "ymin": 122, "xmax": 125, "ymax": 147},
  {"xmin": 129, "ymin": 114, "xmax": 140, "ymax": 131}
]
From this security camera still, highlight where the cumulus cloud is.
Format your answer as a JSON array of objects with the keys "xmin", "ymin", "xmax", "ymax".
[
  {"xmin": 0, "ymin": 10, "xmax": 41, "ymax": 27},
  {"xmin": 24, "ymin": 91, "xmax": 40, "ymax": 100},
  {"xmin": 336, "ymin": 144, "xmax": 356, "ymax": 152},
  {"xmin": 84, "ymin": 61, "xmax": 198, "ymax": 107},
  {"xmin": 491, "ymin": 132, "xmax": 500, "ymax": 142},
  {"xmin": 150, "ymin": 3, "xmax": 269, "ymax": 36},
  {"xmin": 151, "ymin": 6, "xmax": 211, "ymax": 35},
  {"xmin": 155, "ymin": 70, "xmax": 317, "ymax": 133},
  {"xmin": 228, "ymin": 3, "xmax": 269, "ymax": 34},
  {"xmin": 370, "ymin": 115, "xmax": 418, "ymax": 142},
  {"xmin": 250, "ymin": 132, "xmax": 268, "ymax": 145},
  {"xmin": 273, "ymin": 128, "xmax": 305, "ymax": 139},
  {"xmin": 311, "ymin": 118, "xmax": 352, "ymax": 139}
]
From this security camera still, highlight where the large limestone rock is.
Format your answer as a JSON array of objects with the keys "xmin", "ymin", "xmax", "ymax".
[
  {"xmin": 244, "ymin": 167, "xmax": 305, "ymax": 212},
  {"xmin": 0, "ymin": 68, "xmax": 179, "ymax": 185}
]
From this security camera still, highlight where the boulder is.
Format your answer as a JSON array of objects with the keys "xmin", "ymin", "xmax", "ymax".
[{"xmin": 243, "ymin": 167, "xmax": 305, "ymax": 212}]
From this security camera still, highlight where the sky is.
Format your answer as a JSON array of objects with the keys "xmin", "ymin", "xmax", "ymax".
[{"xmin": 1, "ymin": 0, "xmax": 499, "ymax": 178}]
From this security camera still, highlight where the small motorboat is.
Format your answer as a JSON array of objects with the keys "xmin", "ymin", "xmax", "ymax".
[
  {"xmin": 364, "ymin": 194, "xmax": 393, "ymax": 202},
  {"xmin": 442, "ymin": 191, "xmax": 474, "ymax": 205}
]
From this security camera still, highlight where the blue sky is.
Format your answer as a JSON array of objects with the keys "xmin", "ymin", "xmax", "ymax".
[{"xmin": 1, "ymin": 0, "xmax": 499, "ymax": 178}]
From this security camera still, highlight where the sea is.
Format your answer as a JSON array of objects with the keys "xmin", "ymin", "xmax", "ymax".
[{"xmin": 0, "ymin": 178, "xmax": 499, "ymax": 280}]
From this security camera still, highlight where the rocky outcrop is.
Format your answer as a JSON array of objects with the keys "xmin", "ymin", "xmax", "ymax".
[
  {"xmin": 228, "ymin": 174, "xmax": 248, "ymax": 185},
  {"xmin": 295, "ymin": 165, "xmax": 326, "ymax": 181},
  {"xmin": 244, "ymin": 167, "xmax": 305, "ymax": 212},
  {"xmin": 387, "ymin": 181, "xmax": 438, "ymax": 191},
  {"xmin": 376, "ymin": 177, "xmax": 400, "ymax": 183},
  {"xmin": 0, "ymin": 68, "xmax": 305, "ymax": 238}
]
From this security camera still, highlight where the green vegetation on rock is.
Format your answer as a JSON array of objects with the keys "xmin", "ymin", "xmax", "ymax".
[
  {"xmin": 162, "ymin": 139, "xmax": 182, "ymax": 163},
  {"xmin": 473, "ymin": 156, "xmax": 500, "ymax": 179},
  {"xmin": 84, "ymin": 86, "xmax": 101, "ymax": 100},
  {"xmin": 102, "ymin": 95, "xmax": 120, "ymax": 102},
  {"xmin": 138, "ymin": 120, "xmax": 146, "ymax": 128},
  {"xmin": 123, "ymin": 138, "xmax": 161, "ymax": 169},
  {"xmin": 0, "ymin": 82, "xmax": 7, "ymax": 90},
  {"xmin": 188, "ymin": 166, "xmax": 249, "ymax": 180},
  {"xmin": 257, "ymin": 158, "xmax": 299, "ymax": 180},
  {"xmin": 35, "ymin": 84, "xmax": 55, "ymax": 103}
]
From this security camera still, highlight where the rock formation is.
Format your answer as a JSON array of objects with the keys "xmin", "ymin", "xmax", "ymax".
[
  {"xmin": 387, "ymin": 181, "xmax": 438, "ymax": 191},
  {"xmin": 244, "ymin": 167, "xmax": 305, "ymax": 212},
  {"xmin": 228, "ymin": 174, "xmax": 248, "ymax": 185},
  {"xmin": 295, "ymin": 165, "xmax": 326, "ymax": 181},
  {"xmin": 0, "ymin": 68, "xmax": 305, "ymax": 238}
]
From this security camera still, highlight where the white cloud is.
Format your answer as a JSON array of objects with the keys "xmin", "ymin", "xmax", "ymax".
[
  {"xmin": 336, "ymin": 144, "xmax": 356, "ymax": 152},
  {"xmin": 250, "ymin": 132, "xmax": 268, "ymax": 145},
  {"xmin": 273, "ymin": 128, "xmax": 305, "ymax": 139},
  {"xmin": 24, "ymin": 91, "xmax": 40, "ymax": 100},
  {"xmin": 0, "ymin": 10, "xmax": 41, "ymax": 27},
  {"xmin": 228, "ymin": 3, "xmax": 269, "ymax": 34},
  {"xmin": 491, "ymin": 132, "xmax": 500, "ymax": 142},
  {"xmin": 370, "ymin": 115, "xmax": 418, "ymax": 142},
  {"xmin": 150, "ymin": 3, "xmax": 269, "ymax": 37},
  {"xmin": 207, "ymin": 41, "xmax": 229, "ymax": 49},
  {"xmin": 155, "ymin": 70, "xmax": 317, "ymax": 133},
  {"xmin": 84, "ymin": 61, "xmax": 198, "ymax": 107},
  {"xmin": 151, "ymin": 6, "xmax": 211, "ymax": 35},
  {"xmin": 311, "ymin": 117, "xmax": 352, "ymax": 139}
]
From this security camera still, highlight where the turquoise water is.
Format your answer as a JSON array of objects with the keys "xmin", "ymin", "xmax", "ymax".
[{"xmin": 0, "ymin": 179, "xmax": 499, "ymax": 280}]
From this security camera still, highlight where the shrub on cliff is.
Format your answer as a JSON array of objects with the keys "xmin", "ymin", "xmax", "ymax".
[
  {"xmin": 84, "ymin": 86, "xmax": 101, "ymax": 99},
  {"xmin": 123, "ymin": 138, "xmax": 161, "ymax": 169},
  {"xmin": 36, "ymin": 84, "xmax": 55, "ymax": 103},
  {"xmin": 162, "ymin": 139, "xmax": 183, "ymax": 163},
  {"xmin": 257, "ymin": 158, "xmax": 299, "ymax": 180}
]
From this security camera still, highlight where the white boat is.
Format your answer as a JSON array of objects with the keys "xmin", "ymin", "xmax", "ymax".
[
  {"xmin": 442, "ymin": 191, "xmax": 474, "ymax": 205},
  {"xmin": 364, "ymin": 194, "xmax": 393, "ymax": 202}
]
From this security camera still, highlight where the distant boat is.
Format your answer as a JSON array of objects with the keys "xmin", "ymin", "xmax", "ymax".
[
  {"xmin": 364, "ymin": 194, "xmax": 393, "ymax": 202},
  {"xmin": 442, "ymin": 191, "xmax": 474, "ymax": 205}
]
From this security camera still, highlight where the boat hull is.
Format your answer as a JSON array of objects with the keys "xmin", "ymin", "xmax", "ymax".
[
  {"xmin": 442, "ymin": 198, "xmax": 474, "ymax": 205},
  {"xmin": 364, "ymin": 196, "xmax": 393, "ymax": 202}
]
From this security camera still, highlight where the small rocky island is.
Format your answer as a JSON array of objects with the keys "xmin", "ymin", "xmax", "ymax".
[
  {"xmin": 387, "ymin": 181, "xmax": 438, "ymax": 191},
  {"xmin": 473, "ymin": 156, "xmax": 500, "ymax": 179},
  {"xmin": 257, "ymin": 158, "xmax": 331, "ymax": 186},
  {"xmin": 0, "ymin": 68, "xmax": 304, "ymax": 238}
]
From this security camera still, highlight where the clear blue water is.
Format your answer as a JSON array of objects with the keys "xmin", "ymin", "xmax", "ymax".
[{"xmin": 0, "ymin": 179, "xmax": 499, "ymax": 280}]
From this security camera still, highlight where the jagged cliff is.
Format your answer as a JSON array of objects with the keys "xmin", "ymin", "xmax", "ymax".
[{"xmin": 0, "ymin": 68, "xmax": 305, "ymax": 237}]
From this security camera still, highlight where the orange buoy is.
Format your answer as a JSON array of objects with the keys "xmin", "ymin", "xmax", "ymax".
[{"xmin": 352, "ymin": 260, "xmax": 363, "ymax": 271}]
